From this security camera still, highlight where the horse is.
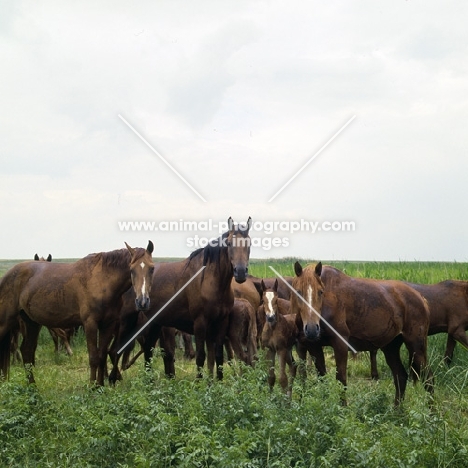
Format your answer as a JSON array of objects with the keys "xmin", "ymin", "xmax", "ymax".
[
  {"xmin": 260, "ymin": 263, "xmax": 324, "ymax": 397},
  {"xmin": 368, "ymin": 279, "xmax": 468, "ymax": 379},
  {"xmin": 256, "ymin": 278, "xmax": 291, "ymax": 342},
  {"xmin": 9, "ymin": 254, "xmax": 75, "ymax": 362},
  {"xmin": 0, "ymin": 241, "xmax": 154, "ymax": 386},
  {"xmin": 297, "ymin": 265, "xmax": 434, "ymax": 406},
  {"xmin": 251, "ymin": 275, "xmax": 293, "ymax": 300},
  {"xmin": 35, "ymin": 254, "xmax": 75, "ymax": 356},
  {"xmin": 109, "ymin": 217, "xmax": 252, "ymax": 382},
  {"xmin": 225, "ymin": 298, "xmax": 257, "ymax": 367}
]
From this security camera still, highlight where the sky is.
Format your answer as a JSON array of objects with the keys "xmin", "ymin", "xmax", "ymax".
[{"xmin": 1, "ymin": 1, "xmax": 467, "ymax": 261}]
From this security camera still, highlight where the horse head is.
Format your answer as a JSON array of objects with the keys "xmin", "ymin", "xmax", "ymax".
[
  {"xmin": 125, "ymin": 240, "xmax": 154, "ymax": 311},
  {"xmin": 261, "ymin": 278, "xmax": 279, "ymax": 324},
  {"xmin": 226, "ymin": 216, "xmax": 251, "ymax": 284},
  {"xmin": 291, "ymin": 261, "xmax": 324, "ymax": 341}
]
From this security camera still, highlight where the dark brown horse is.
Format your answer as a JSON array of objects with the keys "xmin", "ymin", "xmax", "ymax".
[
  {"xmin": 260, "ymin": 263, "xmax": 324, "ymax": 396},
  {"xmin": 110, "ymin": 217, "xmax": 252, "ymax": 382},
  {"xmin": 0, "ymin": 242, "xmax": 154, "ymax": 385},
  {"xmin": 368, "ymin": 279, "xmax": 468, "ymax": 379},
  {"xmin": 226, "ymin": 298, "xmax": 258, "ymax": 367},
  {"xmin": 297, "ymin": 265, "xmax": 434, "ymax": 405}
]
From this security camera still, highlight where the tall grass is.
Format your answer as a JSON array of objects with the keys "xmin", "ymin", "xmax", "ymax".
[{"xmin": 1, "ymin": 259, "xmax": 468, "ymax": 466}]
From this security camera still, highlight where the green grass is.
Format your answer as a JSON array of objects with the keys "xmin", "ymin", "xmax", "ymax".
[{"xmin": 1, "ymin": 259, "xmax": 468, "ymax": 467}]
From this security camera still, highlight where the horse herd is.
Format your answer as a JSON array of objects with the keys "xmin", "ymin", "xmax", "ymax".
[{"xmin": 0, "ymin": 217, "xmax": 467, "ymax": 406}]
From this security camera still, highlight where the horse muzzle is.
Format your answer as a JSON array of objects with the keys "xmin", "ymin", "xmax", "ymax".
[
  {"xmin": 135, "ymin": 296, "xmax": 150, "ymax": 312},
  {"xmin": 304, "ymin": 323, "xmax": 320, "ymax": 341},
  {"xmin": 233, "ymin": 265, "xmax": 248, "ymax": 283}
]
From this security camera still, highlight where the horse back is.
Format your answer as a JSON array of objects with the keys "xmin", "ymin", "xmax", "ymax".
[{"xmin": 407, "ymin": 281, "xmax": 468, "ymax": 334}]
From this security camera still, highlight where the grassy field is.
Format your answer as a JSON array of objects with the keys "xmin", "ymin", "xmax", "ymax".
[{"xmin": 1, "ymin": 258, "xmax": 468, "ymax": 467}]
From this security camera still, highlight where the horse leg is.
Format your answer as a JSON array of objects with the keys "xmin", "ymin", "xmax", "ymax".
[
  {"xmin": 83, "ymin": 320, "xmax": 99, "ymax": 384},
  {"xmin": 382, "ymin": 337, "xmax": 408, "ymax": 406},
  {"xmin": 183, "ymin": 333, "xmax": 195, "ymax": 360},
  {"xmin": 48, "ymin": 328, "xmax": 59, "ymax": 353},
  {"xmin": 266, "ymin": 348, "xmax": 276, "ymax": 391},
  {"xmin": 295, "ymin": 340, "xmax": 308, "ymax": 380},
  {"xmin": 194, "ymin": 319, "xmax": 207, "ymax": 378},
  {"xmin": 96, "ymin": 324, "xmax": 116, "ymax": 386},
  {"xmin": 142, "ymin": 323, "xmax": 162, "ymax": 373},
  {"xmin": 405, "ymin": 338, "xmax": 434, "ymax": 399},
  {"xmin": 214, "ymin": 315, "xmax": 230, "ymax": 380},
  {"xmin": 332, "ymin": 339, "xmax": 349, "ymax": 405},
  {"xmin": 284, "ymin": 349, "xmax": 297, "ymax": 398},
  {"xmin": 160, "ymin": 327, "xmax": 176, "ymax": 377},
  {"xmin": 446, "ymin": 327, "xmax": 468, "ymax": 365},
  {"xmin": 19, "ymin": 315, "xmax": 42, "ymax": 384},
  {"xmin": 370, "ymin": 349, "xmax": 379, "ymax": 380},
  {"xmin": 310, "ymin": 344, "xmax": 327, "ymax": 377}
]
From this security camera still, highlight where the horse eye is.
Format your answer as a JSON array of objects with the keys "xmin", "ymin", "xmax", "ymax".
[
  {"xmin": 319, "ymin": 290, "xmax": 323, "ymax": 296},
  {"xmin": 296, "ymin": 290, "xmax": 302, "ymax": 297}
]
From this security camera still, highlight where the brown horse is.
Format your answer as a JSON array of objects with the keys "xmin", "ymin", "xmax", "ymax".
[
  {"xmin": 261, "ymin": 263, "xmax": 324, "ymax": 396},
  {"xmin": 226, "ymin": 298, "xmax": 258, "ymax": 367},
  {"xmin": 109, "ymin": 217, "xmax": 252, "ymax": 382},
  {"xmin": 0, "ymin": 241, "xmax": 154, "ymax": 385},
  {"xmin": 297, "ymin": 265, "xmax": 434, "ymax": 405},
  {"xmin": 368, "ymin": 279, "xmax": 468, "ymax": 379}
]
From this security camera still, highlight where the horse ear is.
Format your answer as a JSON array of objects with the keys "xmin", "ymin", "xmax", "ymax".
[
  {"xmin": 261, "ymin": 279, "xmax": 266, "ymax": 291},
  {"xmin": 47, "ymin": 254, "xmax": 52, "ymax": 262},
  {"xmin": 274, "ymin": 278, "xmax": 278, "ymax": 291},
  {"xmin": 124, "ymin": 242, "xmax": 136, "ymax": 257},
  {"xmin": 315, "ymin": 262, "xmax": 322, "ymax": 277},
  {"xmin": 147, "ymin": 240, "xmax": 154, "ymax": 255},
  {"xmin": 228, "ymin": 217, "xmax": 234, "ymax": 232},
  {"xmin": 294, "ymin": 261, "xmax": 303, "ymax": 277},
  {"xmin": 34, "ymin": 254, "xmax": 39, "ymax": 261},
  {"xmin": 245, "ymin": 216, "xmax": 252, "ymax": 233},
  {"xmin": 252, "ymin": 280, "xmax": 264, "ymax": 302}
]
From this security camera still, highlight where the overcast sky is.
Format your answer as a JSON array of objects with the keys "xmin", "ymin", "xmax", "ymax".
[{"xmin": 1, "ymin": 1, "xmax": 467, "ymax": 261}]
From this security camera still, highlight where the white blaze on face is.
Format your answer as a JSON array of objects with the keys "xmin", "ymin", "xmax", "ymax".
[
  {"xmin": 265, "ymin": 291, "xmax": 275, "ymax": 319},
  {"xmin": 140, "ymin": 262, "xmax": 145, "ymax": 269},
  {"xmin": 141, "ymin": 277, "xmax": 146, "ymax": 297},
  {"xmin": 307, "ymin": 285, "xmax": 313, "ymax": 309}
]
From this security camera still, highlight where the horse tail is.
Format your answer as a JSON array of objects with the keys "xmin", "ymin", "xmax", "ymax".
[{"xmin": 0, "ymin": 329, "xmax": 12, "ymax": 380}]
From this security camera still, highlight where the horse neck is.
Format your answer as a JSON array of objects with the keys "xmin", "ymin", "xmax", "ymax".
[
  {"xmin": 194, "ymin": 247, "xmax": 233, "ymax": 291},
  {"xmin": 93, "ymin": 251, "xmax": 133, "ymax": 298}
]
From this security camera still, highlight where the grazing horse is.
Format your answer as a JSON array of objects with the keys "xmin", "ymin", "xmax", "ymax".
[
  {"xmin": 109, "ymin": 217, "xmax": 252, "ymax": 382},
  {"xmin": 0, "ymin": 241, "xmax": 154, "ymax": 386},
  {"xmin": 368, "ymin": 279, "xmax": 468, "ymax": 379},
  {"xmin": 261, "ymin": 263, "xmax": 324, "ymax": 397},
  {"xmin": 298, "ymin": 265, "xmax": 434, "ymax": 406}
]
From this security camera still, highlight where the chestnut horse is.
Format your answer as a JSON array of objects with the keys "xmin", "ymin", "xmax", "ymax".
[
  {"xmin": 109, "ymin": 217, "xmax": 251, "ymax": 382},
  {"xmin": 368, "ymin": 279, "xmax": 468, "ymax": 379},
  {"xmin": 0, "ymin": 241, "xmax": 154, "ymax": 385},
  {"xmin": 297, "ymin": 265, "xmax": 434, "ymax": 405},
  {"xmin": 261, "ymin": 263, "xmax": 324, "ymax": 396}
]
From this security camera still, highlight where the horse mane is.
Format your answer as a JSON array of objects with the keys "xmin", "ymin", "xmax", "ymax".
[
  {"xmin": 83, "ymin": 248, "xmax": 146, "ymax": 271},
  {"xmin": 185, "ymin": 232, "xmax": 231, "ymax": 281}
]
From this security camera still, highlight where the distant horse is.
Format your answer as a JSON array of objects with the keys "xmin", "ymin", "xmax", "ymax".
[
  {"xmin": 261, "ymin": 263, "xmax": 324, "ymax": 396},
  {"xmin": 0, "ymin": 242, "xmax": 154, "ymax": 385},
  {"xmin": 368, "ymin": 279, "xmax": 468, "ymax": 379},
  {"xmin": 109, "ymin": 217, "xmax": 252, "ymax": 382},
  {"xmin": 297, "ymin": 265, "xmax": 434, "ymax": 405}
]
